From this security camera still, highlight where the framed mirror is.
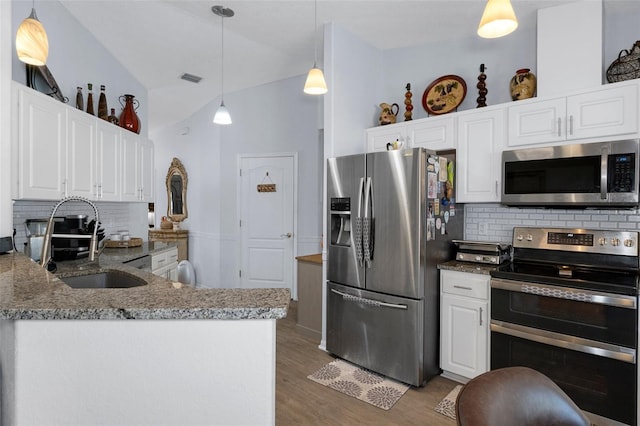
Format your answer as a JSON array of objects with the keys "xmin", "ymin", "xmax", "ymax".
[{"xmin": 166, "ymin": 157, "xmax": 188, "ymax": 222}]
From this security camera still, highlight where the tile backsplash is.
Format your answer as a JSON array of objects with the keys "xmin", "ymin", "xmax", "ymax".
[
  {"xmin": 13, "ymin": 200, "xmax": 147, "ymax": 253},
  {"xmin": 464, "ymin": 203, "xmax": 640, "ymax": 243}
]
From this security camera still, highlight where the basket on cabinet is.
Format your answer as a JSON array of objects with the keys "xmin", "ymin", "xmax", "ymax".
[{"xmin": 606, "ymin": 41, "xmax": 640, "ymax": 83}]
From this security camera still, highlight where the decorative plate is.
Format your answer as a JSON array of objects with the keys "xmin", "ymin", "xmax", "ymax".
[{"xmin": 422, "ymin": 75, "xmax": 467, "ymax": 115}]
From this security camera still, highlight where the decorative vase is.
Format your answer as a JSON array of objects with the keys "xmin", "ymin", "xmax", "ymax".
[
  {"xmin": 98, "ymin": 85, "xmax": 108, "ymax": 120},
  {"xmin": 119, "ymin": 94, "xmax": 140, "ymax": 134},
  {"xmin": 86, "ymin": 83, "xmax": 94, "ymax": 115},
  {"xmin": 509, "ymin": 68, "xmax": 537, "ymax": 101},
  {"xmin": 108, "ymin": 108, "xmax": 119, "ymax": 125}
]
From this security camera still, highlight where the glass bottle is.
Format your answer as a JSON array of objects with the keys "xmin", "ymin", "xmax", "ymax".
[
  {"xmin": 75, "ymin": 86, "xmax": 84, "ymax": 110},
  {"xmin": 86, "ymin": 83, "xmax": 94, "ymax": 115},
  {"xmin": 98, "ymin": 85, "xmax": 108, "ymax": 120},
  {"xmin": 107, "ymin": 108, "xmax": 119, "ymax": 125}
]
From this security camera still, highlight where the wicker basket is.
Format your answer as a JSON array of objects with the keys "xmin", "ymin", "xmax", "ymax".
[{"xmin": 607, "ymin": 41, "xmax": 640, "ymax": 83}]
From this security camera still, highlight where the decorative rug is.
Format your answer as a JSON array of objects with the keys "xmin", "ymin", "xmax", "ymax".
[
  {"xmin": 434, "ymin": 384, "xmax": 462, "ymax": 420},
  {"xmin": 307, "ymin": 359, "xmax": 410, "ymax": 410}
]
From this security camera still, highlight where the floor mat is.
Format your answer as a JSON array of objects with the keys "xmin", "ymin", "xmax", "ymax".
[
  {"xmin": 434, "ymin": 384, "xmax": 462, "ymax": 420},
  {"xmin": 308, "ymin": 359, "xmax": 410, "ymax": 410}
]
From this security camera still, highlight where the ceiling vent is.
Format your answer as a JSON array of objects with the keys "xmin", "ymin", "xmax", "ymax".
[{"xmin": 180, "ymin": 73, "xmax": 202, "ymax": 83}]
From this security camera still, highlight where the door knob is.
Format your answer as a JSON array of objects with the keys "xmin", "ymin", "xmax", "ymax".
[{"xmin": 280, "ymin": 233, "xmax": 293, "ymax": 238}]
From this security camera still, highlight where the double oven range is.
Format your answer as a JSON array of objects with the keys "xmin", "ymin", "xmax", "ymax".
[{"xmin": 490, "ymin": 227, "xmax": 638, "ymax": 425}]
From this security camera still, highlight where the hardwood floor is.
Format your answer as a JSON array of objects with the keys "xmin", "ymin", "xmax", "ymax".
[{"xmin": 276, "ymin": 301, "xmax": 458, "ymax": 425}]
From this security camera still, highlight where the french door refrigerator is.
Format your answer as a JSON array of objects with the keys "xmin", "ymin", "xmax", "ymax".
[{"xmin": 326, "ymin": 147, "xmax": 463, "ymax": 386}]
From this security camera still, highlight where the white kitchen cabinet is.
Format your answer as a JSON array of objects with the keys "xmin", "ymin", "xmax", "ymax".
[
  {"xmin": 96, "ymin": 121, "xmax": 120, "ymax": 201},
  {"xmin": 440, "ymin": 269, "xmax": 490, "ymax": 382},
  {"xmin": 15, "ymin": 84, "xmax": 67, "ymax": 200},
  {"xmin": 366, "ymin": 123, "xmax": 407, "ymax": 152},
  {"xmin": 13, "ymin": 83, "xmax": 153, "ymax": 202},
  {"xmin": 407, "ymin": 115, "xmax": 456, "ymax": 150},
  {"xmin": 508, "ymin": 80, "xmax": 639, "ymax": 147},
  {"xmin": 365, "ymin": 116, "xmax": 456, "ymax": 152},
  {"xmin": 151, "ymin": 246, "xmax": 178, "ymax": 280},
  {"xmin": 456, "ymin": 107, "xmax": 505, "ymax": 203},
  {"xmin": 121, "ymin": 131, "xmax": 154, "ymax": 202},
  {"xmin": 66, "ymin": 108, "xmax": 97, "ymax": 199}
]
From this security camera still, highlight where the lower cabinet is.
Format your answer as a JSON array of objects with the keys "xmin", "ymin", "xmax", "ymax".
[
  {"xmin": 440, "ymin": 269, "xmax": 490, "ymax": 382},
  {"xmin": 151, "ymin": 246, "xmax": 179, "ymax": 281}
]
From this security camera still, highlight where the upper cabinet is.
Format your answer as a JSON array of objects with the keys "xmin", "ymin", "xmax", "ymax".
[
  {"xmin": 508, "ymin": 80, "xmax": 639, "ymax": 147},
  {"xmin": 12, "ymin": 83, "xmax": 154, "ymax": 202},
  {"xmin": 366, "ymin": 115, "xmax": 456, "ymax": 153},
  {"xmin": 120, "ymin": 132, "xmax": 154, "ymax": 202},
  {"xmin": 366, "ymin": 123, "xmax": 408, "ymax": 152},
  {"xmin": 407, "ymin": 115, "xmax": 456, "ymax": 151},
  {"xmin": 14, "ymin": 84, "xmax": 67, "ymax": 200},
  {"xmin": 456, "ymin": 107, "xmax": 505, "ymax": 203}
]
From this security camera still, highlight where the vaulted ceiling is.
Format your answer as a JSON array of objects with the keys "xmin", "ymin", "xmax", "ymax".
[{"xmin": 59, "ymin": 1, "xmax": 636, "ymax": 132}]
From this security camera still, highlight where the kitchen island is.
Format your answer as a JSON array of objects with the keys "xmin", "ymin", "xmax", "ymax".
[{"xmin": 0, "ymin": 252, "xmax": 289, "ymax": 426}]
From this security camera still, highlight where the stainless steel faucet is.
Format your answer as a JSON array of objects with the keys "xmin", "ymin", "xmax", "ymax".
[{"xmin": 40, "ymin": 196, "xmax": 101, "ymax": 268}]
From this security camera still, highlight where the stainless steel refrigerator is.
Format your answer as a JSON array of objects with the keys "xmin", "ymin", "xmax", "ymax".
[{"xmin": 326, "ymin": 147, "xmax": 463, "ymax": 386}]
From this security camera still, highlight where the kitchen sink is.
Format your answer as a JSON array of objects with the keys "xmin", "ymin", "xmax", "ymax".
[{"xmin": 61, "ymin": 270, "xmax": 148, "ymax": 289}]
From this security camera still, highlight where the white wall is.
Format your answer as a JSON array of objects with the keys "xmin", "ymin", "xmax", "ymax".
[{"xmin": 151, "ymin": 75, "xmax": 321, "ymax": 288}]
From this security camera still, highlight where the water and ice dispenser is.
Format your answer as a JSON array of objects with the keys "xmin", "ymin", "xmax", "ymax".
[{"xmin": 330, "ymin": 197, "xmax": 351, "ymax": 247}]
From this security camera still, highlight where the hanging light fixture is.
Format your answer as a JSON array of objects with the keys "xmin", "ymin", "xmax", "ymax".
[
  {"xmin": 477, "ymin": 0, "xmax": 518, "ymax": 39},
  {"xmin": 212, "ymin": 5, "xmax": 234, "ymax": 125},
  {"xmin": 303, "ymin": 0, "xmax": 327, "ymax": 95},
  {"xmin": 15, "ymin": 0, "xmax": 49, "ymax": 66}
]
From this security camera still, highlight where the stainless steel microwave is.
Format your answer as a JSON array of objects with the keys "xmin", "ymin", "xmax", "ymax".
[{"xmin": 502, "ymin": 139, "xmax": 640, "ymax": 207}]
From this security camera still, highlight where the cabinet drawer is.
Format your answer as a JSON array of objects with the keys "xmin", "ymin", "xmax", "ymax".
[
  {"xmin": 151, "ymin": 252, "xmax": 167, "ymax": 271},
  {"xmin": 441, "ymin": 270, "xmax": 489, "ymax": 299},
  {"xmin": 166, "ymin": 248, "xmax": 178, "ymax": 264}
]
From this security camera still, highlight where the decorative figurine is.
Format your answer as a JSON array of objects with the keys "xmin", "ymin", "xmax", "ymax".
[
  {"xmin": 379, "ymin": 102, "xmax": 399, "ymax": 125},
  {"xmin": 477, "ymin": 64, "xmax": 487, "ymax": 108},
  {"xmin": 404, "ymin": 83, "xmax": 413, "ymax": 121}
]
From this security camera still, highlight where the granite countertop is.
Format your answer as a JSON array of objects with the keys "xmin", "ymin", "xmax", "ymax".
[
  {"xmin": 437, "ymin": 260, "xmax": 499, "ymax": 275},
  {"xmin": 0, "ymin": 251, "xmax": 290, "ymax": 321},
  {"xmin": 100, "ymin": 241, "xmax": 176, "ymax": 263}
]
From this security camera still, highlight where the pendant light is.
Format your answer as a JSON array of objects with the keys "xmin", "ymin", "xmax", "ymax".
[
  {"xmin": 303, "ymin": 0, "xmax": 327, "ymax": 95},
  {"xmin": 16, "ymin": 0, "xmax": 49, "ymax": 66},
  {"xmin": 212, "ymin": 5, "xmax": 234, "ymax": 125},
  {"xmin": 477, "ymin": 0, "xmax": 518, "ymax": 39}
]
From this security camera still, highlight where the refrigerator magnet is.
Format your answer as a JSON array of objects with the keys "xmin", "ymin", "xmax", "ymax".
[
  {"xmin": 427, "ymin": 172, "xmax": 437, "ymax": 199},
  {"xmin": 439, "ymin": 157, "xmax": 448, "ymax": 181}
]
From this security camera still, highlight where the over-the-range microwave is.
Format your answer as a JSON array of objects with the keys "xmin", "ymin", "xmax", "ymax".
[{"xmin": 501, "ymin": 139, "xmax": 640, "ymax": 207}]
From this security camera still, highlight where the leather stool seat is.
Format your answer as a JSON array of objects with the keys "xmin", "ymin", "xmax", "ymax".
[{"xmin": 456, "ymin": 367, "xmax": 591, "ymax": 426}]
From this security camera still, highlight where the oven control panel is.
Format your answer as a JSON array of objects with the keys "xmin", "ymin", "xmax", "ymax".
[{"xmin": 512, "ymin": 227, "xmax": 638, "ymax": 256}]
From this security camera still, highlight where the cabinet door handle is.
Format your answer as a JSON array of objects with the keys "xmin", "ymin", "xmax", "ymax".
[
  {"xmin": 479, "ymin": 307, "xmax": 483, "ymax": 326},
  {"xmin": 557, "ymin": 117, "xmax": 562, "ymax": 137},
  {"xmin": 569, "ymin": 115, "xmax": 574, "ymax": 135},
  {"xmin": 453, "ymin": 285, "xmax": 473, "ymax": 290}
]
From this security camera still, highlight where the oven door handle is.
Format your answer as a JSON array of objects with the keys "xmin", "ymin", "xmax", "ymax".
[
  {"xmin": 491, "ymin": 278, "xmax": 637, "ymax": 309},
  {"xmin": 491, "ymin": 320, "xmax": 636, "ymax": 364}
]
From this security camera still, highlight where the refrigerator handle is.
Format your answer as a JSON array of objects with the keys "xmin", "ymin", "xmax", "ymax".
[
  {"xmin": 363, "ymin": 177, "xmax": 374, "ymax": 268},
  {"xmin": 354, "ymin": 177, "xmax": 365, "ymax": 266}
]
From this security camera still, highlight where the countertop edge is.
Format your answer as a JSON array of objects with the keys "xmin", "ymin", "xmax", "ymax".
[{"xmin": 437, "ymin": 260, "xmax": 497, "ymax": 275}]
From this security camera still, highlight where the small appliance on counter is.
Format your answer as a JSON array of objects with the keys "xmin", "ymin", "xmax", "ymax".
[
  {"xmin": 453, "ymin": 240, "xmax": 511, "ymax": 265},
  {"xmin": 24, "ymin": 218, "xmax": 48, "ymax": 261},
  {"xmin": 48, "ymin": 215, "xmax": 105, "ymax": 261}
]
